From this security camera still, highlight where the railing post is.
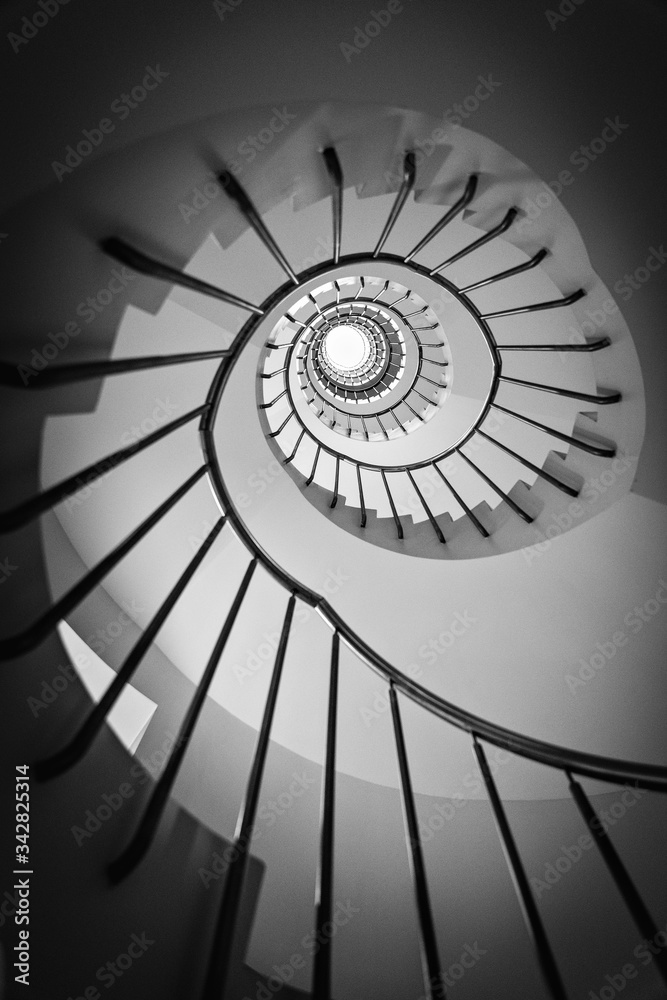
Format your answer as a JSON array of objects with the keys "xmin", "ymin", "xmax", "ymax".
[
  {"xmin": 473, "ymin": 736, "xmax": 568, "ymax": 1000},
  {"xmin": 108, "ymin": 559, "xmax": 258, "ymax": 882},
  {"xmin": 567, "ymin": 772, "xmax": 667, "ymax": 987},
  {"xmin": 203, "ymin": 594, "xmax": 296, "ymax": 998},
  {"xmin": 390, "ymin": 684, "xmax": 446, "ymax": 1000},
  {"xmin": 312, "ymin": 631, "xmax": 340, "ymax": 1000},
  {"xmin": 35, "ymin": 517, "xmax": 226, "ymax": 780},
  {"xmin": 322, "ymin": 147, "xmax": 343, "ymax": 264}
]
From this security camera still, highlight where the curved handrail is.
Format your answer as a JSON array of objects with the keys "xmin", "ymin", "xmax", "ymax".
[
  {"xmin": 7, "ymin": 126, "xmax": 660, "ymax": 1000},
  {"xmin": 202, "ymin": 295, "xmax": 667, "ymax": 792},
  {"xmin": 284, "ymin": 292, "xmax": 443, "ymax": 434}
]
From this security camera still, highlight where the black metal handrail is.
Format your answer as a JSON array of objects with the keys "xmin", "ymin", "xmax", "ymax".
[
  {"xmin": 0, "ymin": 349, "xmax": 231, "ymax": 389},
  {"xmin": 4, "ymin": 137, "xmax": 656, "ymax": 1000},
  {"xmin": 205, "ymin": 317, "xmax": 660, "ymax": 793},
  {"xmin": 243, "ymin": 213, "xmax": 618, "ymax": 537},
  {"xmin": 279, "ymin": 288, "xmax": 446, "ymax": 436}
]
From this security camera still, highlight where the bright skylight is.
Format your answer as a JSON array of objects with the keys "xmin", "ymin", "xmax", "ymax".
[{"xmin": 323, "ymin": 324, "xmax": 369, "ymax": 371}]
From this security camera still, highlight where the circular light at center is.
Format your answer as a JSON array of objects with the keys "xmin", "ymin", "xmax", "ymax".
[{"xmin": 323, "ymin": 325, "xmax": 369, "ymax": 371}]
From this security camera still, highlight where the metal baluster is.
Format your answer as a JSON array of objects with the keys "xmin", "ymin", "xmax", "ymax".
[
  {"xmin": 497, "ymin": 338, "xmax": 610, "ymax": 353},
  {"xmin": 356, "ymin": 466, "xmax": 367, "ymax": 527},
  {"xmin": 218, "ymin": 169, "xmax": 298, "ymax": 284},
  {"xmin": 322, "ymin": 147, "xmax": 343, "ymax": 264},
  {"xmin": 0, "ymin": 404, "xmax": 208, "ymax": 533},
  {"xmin": 259, "ymin": 388, "xmax": 288, "ymax": 409},
  {"xmin": 490, "ymin": 403, "xmax": 617, "ymax": 458},
  {"xmin": 477, "ymin": 429, "xmax": 580, "ymax": 497},
  {"xmin": 404, "ymin": 399, "xmax": 425, "ymax": 423},
  {"xmin": 268, "ymin": 411, "xmax": 295, "ymax": 438},
  {"xmin": 413, "ymin": 386, "xmax": 437, "ymax": 406},
  {"xmin": 390, "ymin": 685, "xmax": 447, "ymax": 999},
  {"xmin": 457, "ymin": 448, "xmax": 533, "ymax": 523},
  {"xmin": 432, "ymin": 463, "xmax": 489, "ymax": 538},
  {"xmin": 457, "ymin": 248, "xmax": 548, "ymax": 293},
  {"xmin": 35, "ymin": 518, "xmax": 226, "ymax": 779},
  {"xmin": 567, "ymin": 772, "xmax": 667, "ymax": 987},
  {"xmin": 430, "ymin": 208, "xmax": 518, "ymax": 275},
  {"xmin": 381, "ymin": 471, "xmax": 403, "ymax": 539},
  {"xmin": 203, "ymin": 595, "xmax": 296, "ymax": 997},
  {"xmin": 481, "ymin": 288, "xmax": 585, "ymax": 318},
  {"xmin": 283, "ymin": 430, "xmax": 306, "ymax": 465},
  {"xmin": 473, "ymin": 737, "xmax": 568, "ymax": 1000},
  {"xmin": 499, "ymin": 374, "xmax": 621, "ymax": 405},
  {"xmin": 405, "ymin": 174, "xmax": 478, "ymax": 263},
  {"xmin": 0, "ymin": 466, "xmax": 208, "ymax": 659},
  {"xmin": 407, "ymin": 471, "xmax": 445, "ymax": 544},
  {"xmin": 372, "ymin": 280, "xmax": 390, "ymax": 302},
  {"xmin": 330, "ymin": 457, "xmax": 340, "ymax": 508},
  {"xmin": 312, "ymin": 631, "xmax": 340, "ymax": 1000},
  {"xmin": 108, "ymin": 559, "xmax": 258, "ymax": 882},
  {"xmin": 419, "ymin": 372, "xmax": 446, "ymax": 389},
  {"xmin": 376, "ymin": 414, "xmax": 389, "ymax": 440},
  {"xmin": 306, "ymin": 445, "xmax": 322, "ymax": 486},
  {"xmin": 101, "ymin": 238, "xmax": 263, "ymax": 313},
  {"xmin": 390, "ymin": 408, "xmax": 408, "ymax": 434},
  {"xmin": 0, "ymin": 350, "xmax": 230, "ymax": 388},
  {"xmin": 374, "ymin": 150, "xmax": 417, "ymax": 257}
]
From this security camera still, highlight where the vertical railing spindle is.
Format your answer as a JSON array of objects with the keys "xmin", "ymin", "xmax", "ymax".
[
  {"xmin": 312, "ymin": 632, "xmax": 340, "ymax": 1000},
  {"xmin": 203, "ymin": 595, "xmax": 297, "ymax": 998},
  {"xmin": 473, "ymin": 737, "xmax": 568, "ymax": 1000},
  {"xmin": 567, "ymin": 772, "xmax": 667, "ymax": 987},
  {"xmin": 390, "ymin": 684, "xmax": 446, "ymax": 999},
  {"xmin": 108, "ymin": 559, "xmax": 258, "ymax": 882}
]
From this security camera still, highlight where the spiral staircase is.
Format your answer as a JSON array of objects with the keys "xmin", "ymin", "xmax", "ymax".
[{"xmin": 2, "ymin": 3, "xmax": 667, "ymax": 1000}]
